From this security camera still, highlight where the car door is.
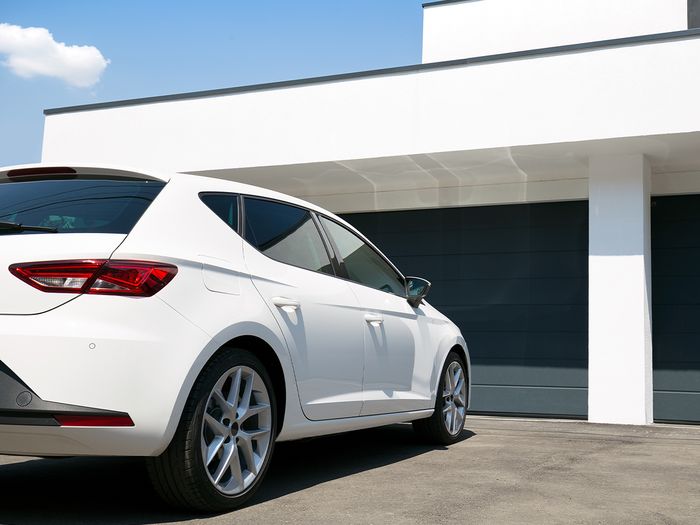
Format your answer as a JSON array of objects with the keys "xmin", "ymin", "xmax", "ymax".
[
  {"xmin": 318, "ymin": 216, "xmax": 434, "ymax": 416},
  {"xmin": 242, "ymin": 197, "xmax": 365, "ymax": 420}
]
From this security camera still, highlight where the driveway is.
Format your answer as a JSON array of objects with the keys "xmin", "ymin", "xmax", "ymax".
[{"xmin": 0, "ymin": 417, "xmax": 698, "ymax": 524}]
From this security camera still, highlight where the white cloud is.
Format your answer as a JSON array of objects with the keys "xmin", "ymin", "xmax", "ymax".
[{"xmin": 0, "ymin": 23, "xmax": 109, "ymax": 88}]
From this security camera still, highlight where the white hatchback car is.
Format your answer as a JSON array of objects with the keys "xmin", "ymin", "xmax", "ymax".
[{"xmin": 0, "ymin": 164, "xmax": 470, "ymax": 511}]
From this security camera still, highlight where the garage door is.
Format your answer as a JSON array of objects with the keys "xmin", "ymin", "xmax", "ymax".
[
  {"xmin": 652, "ymin": 195, "xmax": 700, "ymax": 423},
  {"xmin": 342, "ymin": 201, "xmax": 588, "ymax": 418}
]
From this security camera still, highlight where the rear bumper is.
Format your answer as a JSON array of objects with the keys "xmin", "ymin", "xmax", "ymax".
[
  {"xmin": 0, "ymin": 361, "xmax": 132, "ymax": 427},
  {"xmin": 0, "ymin": 294, "xmax": 212, "ymax": 456}
]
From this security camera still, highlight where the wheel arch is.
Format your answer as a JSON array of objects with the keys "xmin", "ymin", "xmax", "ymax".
[
  {"xmin": 449, "ymin": 343, "xmax": 471, "ymax": 409},
  {"xmin": 218, "ymin": 334, "xmax": 287, "ymax": 436},
  {"xmin": 157, "ymin": 322, "xmax": 299, "ymax": 456},
  {"xmin": 430, "ymin": 334, "xmax": 472, "ymax": 410}
]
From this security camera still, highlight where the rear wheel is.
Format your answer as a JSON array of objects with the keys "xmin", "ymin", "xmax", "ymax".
[
  {"xmin": 148, "ymin": 348, "xmax": 276, "ymax": 512},
  {"xmin": 413, "ymin": 351, "xmax": 467, "ymax": 445}
]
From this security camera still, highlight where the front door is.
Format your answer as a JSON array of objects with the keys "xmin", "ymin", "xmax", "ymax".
[{"xmin": 318, "ymin": 216, "xmax": 432, "ymax": 416}]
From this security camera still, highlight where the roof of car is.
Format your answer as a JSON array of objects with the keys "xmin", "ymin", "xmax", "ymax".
[{"xmin": 0, "ymin": 162, "xmax": 337, "ymax": 220}]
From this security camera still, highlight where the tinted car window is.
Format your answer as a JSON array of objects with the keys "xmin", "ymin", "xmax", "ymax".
[
  {"xmin": 244, "ymin": 197, "xmax": 333, "ymax": 275},
  {"xmin": 200, "ymin": 193, "xmax": 238, "ymax": 231},
  {"xmin": 0, "ymin": 178, "xmax": 165, "ymax": 234},
  {"xmin": 320, "ymin": 217, "xmax": 405, "ymax": 295}
]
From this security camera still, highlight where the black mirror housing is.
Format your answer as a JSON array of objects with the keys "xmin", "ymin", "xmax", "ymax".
[{"xmin": 405, "ymin": 276, "xmax": 431, "ymax": 308}]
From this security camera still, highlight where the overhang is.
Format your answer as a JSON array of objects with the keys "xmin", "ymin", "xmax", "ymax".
[{"xmin": 42, "ymin": 30, "xmax": 700, "ymax": 213}]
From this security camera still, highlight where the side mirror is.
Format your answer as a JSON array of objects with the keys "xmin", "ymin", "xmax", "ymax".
[{"xmin": 405, "ymin": 276, "xmax": 431, "ymax": 308}]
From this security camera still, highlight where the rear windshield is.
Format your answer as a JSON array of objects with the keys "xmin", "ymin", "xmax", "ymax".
[{"xmin": 0, "ymin": 178, "xmax": 165, "ymax": 234}]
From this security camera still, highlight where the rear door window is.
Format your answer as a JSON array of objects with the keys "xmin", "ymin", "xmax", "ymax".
[
  {"xmin": 0, "ymin": 178, "xmax": 165, "ymax": 234},
  {"xmin": 243, "ymin": 197, "xmax": 334, "ymax": 275}
]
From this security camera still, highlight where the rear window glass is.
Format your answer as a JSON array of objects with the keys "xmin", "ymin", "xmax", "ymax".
[{"xmin": 0, "ymin": 178, "xmax": 165, "ymax": 234}]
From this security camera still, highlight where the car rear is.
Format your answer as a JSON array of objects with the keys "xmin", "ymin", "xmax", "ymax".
[{"xmin": 0, "ymin": 165, "xmax": 211, "ymax": 456}]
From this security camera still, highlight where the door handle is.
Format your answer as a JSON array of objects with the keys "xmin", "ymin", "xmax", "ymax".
[
  {"xmin": 272, "ymin": 297, "xmax": 300, "ymax": 313},
  {"xmin": 364, "ymin": 313, "xmax": 384, "ymax": 326}
]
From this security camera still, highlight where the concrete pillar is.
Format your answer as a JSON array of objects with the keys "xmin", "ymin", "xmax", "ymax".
[{"xmin": 588, "ymin": 154, "xmax": 653, "ymax": 424}]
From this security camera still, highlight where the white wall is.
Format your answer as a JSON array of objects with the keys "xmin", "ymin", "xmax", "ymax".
[
  {"xmin": 588, "ymin": 155, "xmax": 653, "ymax": 425},
  {"xmin": 43, "ymin": 36, "xmax": 700, "ymax": 175},
  {"xmin": 423, "ymin": 0, "xmax": 688, "ymax": 62}
]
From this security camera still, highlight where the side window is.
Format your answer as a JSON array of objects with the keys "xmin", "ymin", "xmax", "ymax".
[
  {"xmin": 320, "ymin": 216, "xmax": 405, "ymax": 295},
  {"xmin": 244, "ymin": 197, "xmax": 334, "ymax": 275},
  {"xmin": 200, "ymin": 193, "xmax": 238, "ymax": 231}
]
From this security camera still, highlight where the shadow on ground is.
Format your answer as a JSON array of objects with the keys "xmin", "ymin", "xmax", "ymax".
[{"xmin": 0, "ymin": 424, "xmax": 474, "ymax": 525}]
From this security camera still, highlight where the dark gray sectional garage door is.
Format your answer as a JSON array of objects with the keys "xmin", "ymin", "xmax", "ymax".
[
  {"xmin": 342, "ymin": 201, "xmax": 589, "ymax": 418},
  {"xmin": 652, "ymin": 195, "xmax": 700, "ymax": 423}
]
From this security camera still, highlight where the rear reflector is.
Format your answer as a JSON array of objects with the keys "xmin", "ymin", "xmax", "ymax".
[
  {"xmin": 9, "ymin": 260, "xmax": 177, "ymax": 296},
  {"xmin": 55, "ymin": 415, "xmax": 134, "ymax": 427}
]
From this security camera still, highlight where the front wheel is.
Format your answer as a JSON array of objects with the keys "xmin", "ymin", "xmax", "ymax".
[
  {"xmin": 413, "ymin": 351, "xmax": 468, "ymax": 445},
  {"xmin": 148, "ymin": 348, "xmax": 277, "ymax": 512}
]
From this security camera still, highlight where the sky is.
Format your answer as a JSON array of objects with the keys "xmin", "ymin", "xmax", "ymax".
[{"xmin": 0, "ymin": 0, "xmax": 426, "ymax": 167}]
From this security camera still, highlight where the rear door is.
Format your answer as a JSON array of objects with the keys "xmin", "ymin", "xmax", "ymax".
[
  {"xmin": 242, "ymin": 197, "xmax": 365, "ymax": 420},
  {"xmin": 0, "ymin": 173, "xmax": 165, "ymax": 314}
]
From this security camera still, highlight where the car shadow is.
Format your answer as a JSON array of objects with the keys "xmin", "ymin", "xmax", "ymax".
[{"xmin": 0, "ymin": 424, "xmax": 474, "ymax": 525}]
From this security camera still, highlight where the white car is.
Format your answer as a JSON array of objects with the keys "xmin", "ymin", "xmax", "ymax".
[{"xmin": 0, "ymin": 164, "xmax": 470, "ymax": 511}]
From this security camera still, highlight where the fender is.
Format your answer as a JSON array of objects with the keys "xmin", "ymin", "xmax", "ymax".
[
  {"xmin": 429, "ymin": 332, "xmax": 472, "ymax": 409},
  {"xmin": 156, "ymin": 319, "xmax": 302, "ymax": 454}
]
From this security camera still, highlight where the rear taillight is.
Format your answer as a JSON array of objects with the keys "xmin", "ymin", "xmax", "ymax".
[{"xmin": 9, "ymin": 260, "xmax": 177, "ymax": 297}]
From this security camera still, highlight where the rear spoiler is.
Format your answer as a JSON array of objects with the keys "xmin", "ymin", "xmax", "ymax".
[{"xmin": 0, "ymin": 165, "xmax": 169, "ymax": 183}]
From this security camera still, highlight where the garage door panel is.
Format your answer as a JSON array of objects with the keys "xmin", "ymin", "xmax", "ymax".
[
  {"xmin": 442, "ymin": 304, "xmax": 587, "ymax": 333},
  {"xmin": 652, "ymin": 195, "xmax": 700, "ymax": 423},
  {"xmin": 651, "ymin": 195, "xmax": 700, "ymax": 221},
  {"xmin": 360, "ymin": 226, "xmax": 587, "ymax": 257},
  {"xmin": 653, "ymin": 392, "xmax": 700, "ymax": 423},
  {"xmin": 466, "ymin": 331, "xmax": 587, "ymax": 361},
  {"xmin": 653, "ymin": 248, "xmax": 700, "ymax": 275},
  {"xmin": 652, "ymin": 224, "xmax": 700, "ymax": 248},
  {"xmin": 343, "ymin": 200, "xmax": 588, "ymax": 418},
  {"xmin": 653, "ymin": 334, "xmax": 700, "ymax": 363},
  {"xmin": 653, "ymin": 276, "xmax": 700, "ymax": 304},
  {"xmin": 469, "ymin": 386, "xmax": 587, "ymax": 417},
  {"xmin": 427, "ymin": 278, "xmax": 587, "ymax": 305},
  {"xmin": 474, "ymin": 362, "xmax": 587, "ymax": 388},
  {"xmin": 350, "ymin": 202, "xmax": 586, "ymax": 234},
  {"xmin": 391, "ymin": 251, "xmax": 587, "ymax": 281},
  {"xmin": 654, "ymin": 369, "xmax": 700, "ymax": 392},
  {"xmin": 653, "ymin": 306, "xmax": 700, "ymax": 334}
]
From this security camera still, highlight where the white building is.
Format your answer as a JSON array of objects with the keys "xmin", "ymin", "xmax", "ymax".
[{"xmin": 41, "ymin": 0, "xmax": 700, "ymax": 425}]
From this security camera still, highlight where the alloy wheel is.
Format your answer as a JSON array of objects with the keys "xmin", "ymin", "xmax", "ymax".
[
  {"xmin": 442, "ymin": 360, "xmax": 467, "ymax": 435},
  {"xmin": 200, "ymin": 365, "xmax": 273, "ymax": 495}
]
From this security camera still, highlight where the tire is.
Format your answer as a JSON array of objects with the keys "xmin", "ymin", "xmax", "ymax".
[
  {"xmin": 148, "ymin": 347, "xmax": 277, "ymax": 512},
  {"xmin": 413, "ymin": 351, "xmax": 468, "ymax": 445}
]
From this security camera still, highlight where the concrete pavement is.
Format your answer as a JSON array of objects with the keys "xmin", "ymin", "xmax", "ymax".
[{"xmin": 0, "ymin": 417, "xmax": 698, "ymax": 524}]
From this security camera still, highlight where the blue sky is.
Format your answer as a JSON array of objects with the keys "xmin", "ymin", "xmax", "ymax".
[{"xmin": 0, "ymin": 1, "xmax": 426, "ymax": 166}]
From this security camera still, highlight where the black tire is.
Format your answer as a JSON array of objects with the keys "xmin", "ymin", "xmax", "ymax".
[
  {"xmin": 413, "ymin": 351, "xmax": 468, "ymax": 445},
  {"xmin": 147, "ymin": 347, "xmax": 277, "ymax": 512}
]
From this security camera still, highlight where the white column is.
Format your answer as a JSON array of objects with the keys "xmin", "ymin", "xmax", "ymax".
[{"xmin": 588, "ymin": 154, "xmax": 653, "ymax": 425}]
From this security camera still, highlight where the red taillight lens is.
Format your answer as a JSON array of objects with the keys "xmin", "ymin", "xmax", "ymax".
[
  {"xmin": 55, "ymin": 415, "xmax": 134, "ymax": 427},
  {"xmin": 86, "ymin": 261, "xmax": 178, "ymax": 296},
  {"xmin": 9, "ymin": 260, "xmax": 177, "ymax": 297}
]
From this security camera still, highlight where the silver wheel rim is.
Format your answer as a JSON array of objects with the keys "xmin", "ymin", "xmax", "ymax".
[
  {"xmin": 442, "ymin": 361, "xmax": 467, "ymax": 436},
  {"xmin": 201, "ymin": 365, "xmax": 272, "ymax": 495}
]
